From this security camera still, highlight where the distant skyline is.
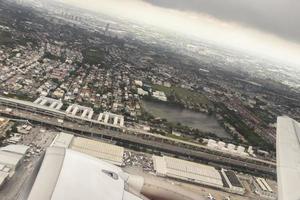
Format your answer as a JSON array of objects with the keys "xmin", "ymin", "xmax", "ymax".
[{"xmin": 59, "ymin": 0, "xmax": 300, "ymax": 66}]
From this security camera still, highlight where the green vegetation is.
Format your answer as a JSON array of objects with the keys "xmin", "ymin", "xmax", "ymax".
[
  {"xmin": 152, "ymin": 84, "xmax": 210, "ymax": 106},
  {"xmin": 43, "ymin": 52, "xmax": 64, "ymax": 62},
  {"xmin": 0, "ymin": 31, "xmax": 12, "ymax": 45},
  {"xmin": 82, "ymin": 48, "xmax": 105, "ymax": 65},
  {"xmin": 216, "ymin": 102, "xmax": 274, "ymax": 151}
]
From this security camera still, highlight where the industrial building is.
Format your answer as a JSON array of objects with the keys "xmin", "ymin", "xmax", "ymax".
[
  {"xmin": 0, "ymin": 145, "xmax": 29, "ymax": 189},
  {"xmin": 252, "ymin": 177, "xmax": 276, "ymax": 200},
  {"xmin": 152, "ymin": 155, "xmax": 223, "ymax": 188},
  {"xmin": 152, "ymin": 91, "xmax": 167, "ymax": 102},
  {"xmin": 70, "ymin": 137, "xmax": 124, "ymax": 166},
  {"xmin": 97, "ymin": 112, "xmax": 124, "ymax": 127},
  {"xmin": 66, "ymin": 104, "xmax": 94, "ymax": 120},
  {"xmin": 221, "ymin": 169, "xmax": 245, "ymax": 195},
  {"xmin": 207, "ymin": 139, "xmax": 250, "ymax": 157},
  {"xmin": 34, "ymin": 96, "xmax": 63, "ymax": 110},
  {"xmin": 0, "ymin": 150, "xmax": 23, "ymax": 170},
  {"xmin": 51, "ymin": 132, "xmax": 124, "ymax": 166}
]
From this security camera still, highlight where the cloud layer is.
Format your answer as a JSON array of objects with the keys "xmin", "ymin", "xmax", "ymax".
[{"xmin": 143, "ymin": 0, "xmax": 300, "ymax": 43}]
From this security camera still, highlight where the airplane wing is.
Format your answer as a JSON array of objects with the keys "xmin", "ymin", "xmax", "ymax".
[{"xmin": 277, "ymin": 116, "xmax": 300, "ymax": 200}]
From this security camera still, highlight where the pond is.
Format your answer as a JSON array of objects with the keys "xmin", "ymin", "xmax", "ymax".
[{"xmin": 141, "ymin": 100, "xmax": 231, "ymax": 139}]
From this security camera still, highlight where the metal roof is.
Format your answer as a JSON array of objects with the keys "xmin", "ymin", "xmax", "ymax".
[
  {"xmin": 0, "ymin": 151, "xmax": 23, "ymax": 167},
  {"xmin": 0, "ymin": 144, "xmax": 29, "ymax": 155},
  {"xmin": 153, "ymin": 155, "xmax": 223, "ymax": 188},
  {"xmin": 70, "ymin": 137, "xmax": 124, "ymax": 166},
  {"xmin": 277, "ymin": 116, "xmax": 300, "ymax": 200}
]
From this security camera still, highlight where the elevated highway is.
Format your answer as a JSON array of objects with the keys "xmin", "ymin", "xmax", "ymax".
[{"xmin": 0, "ymin": 96, "xmax": 276, "ymax": 177}]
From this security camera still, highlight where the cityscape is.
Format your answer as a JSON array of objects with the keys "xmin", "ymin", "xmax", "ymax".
[{"xmin": 0, "ymin": 0, "xmax": 299, "ymax": 200}]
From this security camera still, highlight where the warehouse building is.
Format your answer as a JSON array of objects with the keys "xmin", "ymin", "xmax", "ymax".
[
  {"xmin": 66, "ymin": 104, "xmax": 94, "ymax": 120},
  {"xmin": 97, "ymin": 112, "xmax": 125, "ymax": 127},
  {"xmin": 0, "ymin": 145, "xmax": 29, "ymax": 170},
  {"xmin": 207, "ymin": 139, "xmax": 249, "ymax": 157},
  {"xmin": 221, "ymin": 169, "xmax": 245, "ymax": 195},
  {"xmin": 70, "ymin": 137, "xmax": 124, "ymax": 166},
  {"xmin": 0, "ymin": 144, "xmax": 29, "ymax": 189},
  {"xmin": 34, "ymin": 96, "xmax": 63, "ymax": 110},
  {"xmin": 152, "ymin": 155, "xmax": 223, "ymax": 188},
  {"xmin": 50, "ymin": 132, "xmax": 124, "ymax": 166}
]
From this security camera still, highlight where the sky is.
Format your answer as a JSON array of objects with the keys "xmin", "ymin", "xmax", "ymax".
[{"xmin": 59, "ymin": 0, "xmax": 300, "ymax": 66}]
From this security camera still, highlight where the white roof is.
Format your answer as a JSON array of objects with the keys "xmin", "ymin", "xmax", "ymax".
[
  {"xmin": 28, "ymin": 147, "xmax": 143, "ymax": 200},
  {"xmin": 70, "ymin": 137, "xmax": 124, "ymax": 166},
  {"xmin": 0, "ymin": 151, "xmax": 23, "ymax": 167},
  {"xmin": 0, "ymin": 144, "xmax": 29, "ymax": 155},
  {"xmin": 51, "ymin": 132, "xmax": 74, "ymax": 148},
  {"xmin": 277, "ymin": 116, "xmax": 300, "ymax": 200},
  {"xmin": 153, "ymin": 155, "xmax": 223, "ymax": 188}
]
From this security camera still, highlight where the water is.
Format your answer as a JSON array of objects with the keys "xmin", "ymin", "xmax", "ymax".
[{"xmin": 141, "ymin": 100, "xmax": 231, "ymax": 138}]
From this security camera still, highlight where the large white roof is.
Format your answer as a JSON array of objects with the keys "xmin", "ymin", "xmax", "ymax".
[
  {"xmin": 153, "ymin": 155, "xmax": 223, "ymax": 188},
  {"xmin": 277, "ymin": 116, "xmax": 300, "ymax": 200},
  {"xmin": 0, "ymin": 144, "xmax": 29, "ymax": 155},
  {"xmin": 70, "ymin": 137, "xmax": 124, "ymax": 166},
  {"xmin": 28, "ymin": 147, "xmax": 143, "ymax": 200},
  {"xmin": 0, "ymin": 151, "xmax": 22, "ymax": 167}
]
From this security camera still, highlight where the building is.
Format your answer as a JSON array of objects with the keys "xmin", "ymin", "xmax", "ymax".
[
  {"xmin": 34, "ymin": 96, "xmax": 63, "ymax": 110},
  {"xmin": 137, "ymin": 88, "xmax": 148, "ymax": 96},
  {"xmin": 0, "ymin": 150, "xmax": 24, "ymax": 170},
  {"xmin": 97, "ymin": 112, "xmax": 125, "ymax": 127},
  {"xmin": 0, "ymin": 146, "xmax": 27, "ymax": 186},
  {"xmin": 221, "ymin": 169, "xmax": 245, "ymax": 195},
  {"xmin": 152, "ymin": 155, "xmax": 223, "ymax": 188},
  {"xmin": 207, "ymin": 139, "xmax": 249, "ymax": 157},
  {"xmin": 276, "ymin": 116, "xmax": 300, "ymax": 200},
  {"xmin": 134, "ymin": 80, "xmax": 143, "ymax": 87},
  {"xmin": 0, "ymin": 144, "xmax": 29, "ymax": 155},
  {"xmin": 70, "ymin": 137, "xmax": 124, "ymax": 166},
  {"xmin": 50, "ymin": 132, "xmax": 124, "ymax": 166},
  {"xmin": 252, "ymin": 177, "xmax": 276, "ymax": 200},
  {"xmin": 152, "ymin": 91, "xmax": 167, "ymax": 102}
]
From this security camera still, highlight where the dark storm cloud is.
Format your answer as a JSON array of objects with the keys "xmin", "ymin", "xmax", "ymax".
[{"xmin": 143, "ymin": 0, "xmax": 300, "ymax": 43}]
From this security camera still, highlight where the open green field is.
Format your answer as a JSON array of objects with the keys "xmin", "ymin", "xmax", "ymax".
[
  {"xmin": 152, "ymin": 84, "xmax": 210, "ymax": 106},
  {"xmin": 0, "ymin": 31, "xmax": 12, "ymax": 45},
  {"xmin": 82, "ymin": 48, "xmax": 105, "ymax": 65}
]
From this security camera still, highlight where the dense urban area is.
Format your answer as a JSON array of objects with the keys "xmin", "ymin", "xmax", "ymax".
[{"xmin": 0, "ymin": 0, "xmax": 299, "ymax": 200}]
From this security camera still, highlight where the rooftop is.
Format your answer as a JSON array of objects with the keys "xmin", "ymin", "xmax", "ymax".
[
  {"xmin": 70, "ymin": 137, "xmax": 124, "ymax": 166},
  {"xmin": 153, "ymin": 155, "xmax": 223, "ymax": 188}
]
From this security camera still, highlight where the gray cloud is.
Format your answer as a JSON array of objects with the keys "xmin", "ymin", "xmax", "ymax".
[{"xmin": 143, "ymin": 0, "xmax": 300, "ymax": 43}]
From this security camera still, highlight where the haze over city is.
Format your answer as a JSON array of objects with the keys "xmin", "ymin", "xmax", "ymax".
[
  {"xmin": 0, "ymin": 0, "xmax": 299, "ymax": 200},
  {"xmin": 61, "ymin": 0, "xmax": 300, "ymax": 67}
]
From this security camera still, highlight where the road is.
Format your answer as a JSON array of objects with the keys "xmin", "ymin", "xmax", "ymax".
[{"xmin": 0, "ymin": 97, "xmax": 276, "ymax": 177}]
